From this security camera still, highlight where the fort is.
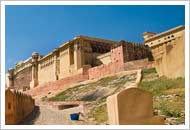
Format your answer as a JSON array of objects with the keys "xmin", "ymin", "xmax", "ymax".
[
  {"xmin": 6, "ymin": 25, "xmax": 185, "ymax": 91},
  {"xmin": 6, "ymin": 36, "xmax": 152, "ymax": 91},
  {"xmin": 5, "ymin": 25, "xmax": 185, "ymax": 125},
  {"xmin": 6, "ymin": 26, "xmax": 185, "ymax": 91}
]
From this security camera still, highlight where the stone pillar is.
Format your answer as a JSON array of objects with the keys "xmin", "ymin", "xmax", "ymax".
[
  {"xmin": 74, "ymin": 40, "xmax": 83, "ymax": 70},
  {"xmin": 8, "ymin": 68, "xmax": 15, "ymax": 89},
  {"xmin": 53, "ymin": 48, "xmax": 60, "ymax": 80},
  {"xmin": 30, "ymin": 52, "xmax": 39, "ymax": 88}
]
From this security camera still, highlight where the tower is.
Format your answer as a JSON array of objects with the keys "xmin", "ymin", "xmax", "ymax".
[{"xmin": 30, "ymin": 52, "xmax": 39, "ymax": 88}]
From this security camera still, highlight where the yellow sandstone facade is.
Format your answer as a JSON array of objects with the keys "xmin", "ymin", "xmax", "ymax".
[
  {"xmin": 37, "ymin": 36, "xmax": 116, "ymax": 85},
  {"xmin": 6, "ymin": 36, "xmax": 117, "ymax": 90},
  {"xmin": 6, "ymin": 35, "xmax": 152, "ymax": 91},
  {"xmin": 143, "ymin": 25, "xmax": 185, "ymax": 78}
]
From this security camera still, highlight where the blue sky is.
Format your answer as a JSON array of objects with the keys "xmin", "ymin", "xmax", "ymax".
[{"xmin": 5, "ymin": 5, "xmax": 185, "ymax": 72}]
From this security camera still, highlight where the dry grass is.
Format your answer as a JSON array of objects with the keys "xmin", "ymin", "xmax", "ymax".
[{"xmin": 139, "ymin": 68, "xmax": 185, "ymax": 124}]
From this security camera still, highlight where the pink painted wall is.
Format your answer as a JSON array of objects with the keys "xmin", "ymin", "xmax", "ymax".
[{"xmin": 88, "ymin": 46, "xmax": 125, "ymax": 79}]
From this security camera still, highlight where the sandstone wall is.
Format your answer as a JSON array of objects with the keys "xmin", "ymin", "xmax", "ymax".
[
  {"xmin": 88, "ymin": 44, "xmax": 124, "ymax": 79},
  {"xmin": 14, "ymin": 66, "xmax": 32, "ymax": 90},
  {"xmin": 88, "ymin": 59, "xmax": 154, "ymax": 80},
  {"xmin": 124, "ymin": 58, "xmax": 154, "ymax": 71},
  {"xmin": 88, "ymin": 62, "xmax": 124, "ymax": 80},
  {"xmin": 144, "ymin": 26, "xmax": 185, "ymax": 78},
  {"xmin": 155, "ymin": 32, "xmax": 185, "ymax": 78},
  {"xmin": 38, "ymin": 54, "xmax": 57, "ymax": 85},
  {"xmin": 5, "ymin": 89, "xmax": 35, "ymax": 125},
  {"xmin": 96, "ymin": 52, "xmax": 111, "ymax": 65},
  {"xmin": 88, "ymin": 41, "xmax": 153, "ymax": 80}
]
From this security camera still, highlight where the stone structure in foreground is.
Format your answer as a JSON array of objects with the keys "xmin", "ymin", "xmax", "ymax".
[
  {"xmin": 143, "ymin": 25, "xmax": 185, "ymax": 78},
  {"xmin": 6, "ymin": 36, "xmax": 152, "ymax": 90},
  {"xmin": 107, "ymin": 87, "xmax": 165, "ymax": 125}
]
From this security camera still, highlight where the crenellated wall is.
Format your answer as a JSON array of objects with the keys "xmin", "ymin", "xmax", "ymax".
[
  {"xmin": 88, "ymin": 42, "xmax": 153, "ymax": 80},
  {"xmin": 5, "ymin": 89, "xmax": 35, "ymax": 125}
]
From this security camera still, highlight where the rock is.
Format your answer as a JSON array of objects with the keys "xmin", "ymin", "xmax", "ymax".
[
  {"xmin": 153, "ymin": 109, "xmax": 161, "ymax": 115},
  {"xmin": 166, "ymin": 117, "xmax": 179, "ymax": 125},
  {"xmin": 89, "ymin": 118, "xmax": 95, "ymax": 121}
]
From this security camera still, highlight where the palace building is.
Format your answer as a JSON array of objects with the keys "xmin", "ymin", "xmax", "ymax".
[{"xmin": 6, "ymin": 35, "xmax": 152, "ymax": 90}]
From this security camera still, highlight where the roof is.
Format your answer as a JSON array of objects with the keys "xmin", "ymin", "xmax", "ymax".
[
  {"xmin": 75, "ymin": 35, "xmax": 117, "ymax": 44},
  {"xmin": 59, "ymin": 35, "xmax": 117, "ymax": 48},
  {"xmin": 39, "ymin": 35, "xmax": 118, "ymax": 61}
]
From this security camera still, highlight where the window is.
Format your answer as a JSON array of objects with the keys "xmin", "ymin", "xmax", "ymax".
[{"xmin": 8, "ymin": 102, "xmax": 11, "ymax": 109}]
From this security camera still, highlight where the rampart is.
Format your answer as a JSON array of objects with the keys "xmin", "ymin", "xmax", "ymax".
[{"xmin": 5, "ymin": 89, "xmax": 35, "ymax": 125}]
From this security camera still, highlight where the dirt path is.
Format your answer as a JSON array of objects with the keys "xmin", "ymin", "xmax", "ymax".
[{"xmin": 19, "ymin": 103, "xmax": 94, "ymax": 125}]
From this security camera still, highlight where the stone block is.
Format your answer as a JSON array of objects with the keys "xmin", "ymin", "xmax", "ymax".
[{"xmin": 107, "ymin": 88, "xmax": 165, "ymax": 125}]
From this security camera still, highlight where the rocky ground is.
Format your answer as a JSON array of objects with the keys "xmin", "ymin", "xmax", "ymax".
[{"xmin": 139, "ymin": 68, "xmax": 185, "ymax": 125}]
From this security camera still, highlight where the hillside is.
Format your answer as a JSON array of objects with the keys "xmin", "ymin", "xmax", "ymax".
[
  {"xmin": 43, "ymin": 68, "xmax": 184, "ymax": 125},
  {"xmin": 47, "ymin": 70, "xmax": 138, "ymax": 124},
  {"xmin": 139, "ymin": 68, "xmax": 185, "ymax": 125}
]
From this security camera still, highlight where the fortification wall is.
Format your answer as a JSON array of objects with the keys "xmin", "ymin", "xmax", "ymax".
[
  {"xmin": 14, "ymin": 66, "xmax": 32, "ymax": 90},
  {"xmin": 88, "ymin": 43, "xmax": 153, "ymax": 80},
  {"xmin": 154, "ymin": 32, "xmax": 185, "ymax": 78},
  {"xmin": 26, "ymin": 71, "xmax": 89, "ymax": 97},
  {"xmin": 5, "ymin": 89, "xmax": 35, "ymax": 125},
  {"xmin": 88, "ymin": 61, "xmax": 124, "ymax": 80},
  {"xmin": 88, "ymin": 44, "xmax": 125, "ymax": 80},
  {"xmin": 59, "ymin": 47, "xmax": 72, "ymax": 79},
  {"xmin": 124, "ymin": 58, "xmax": 154, "ymax": 70},
  {"xmin": 88, "ymin": 59, "xmax": 153, "ymax": 80},
  {"xmin": 163, "ymin": 33, "xmax": 185, "ymax": 78},
  {"xmin": 145, "ymin": 26, "xmax": 185, "ymax": 78}
]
